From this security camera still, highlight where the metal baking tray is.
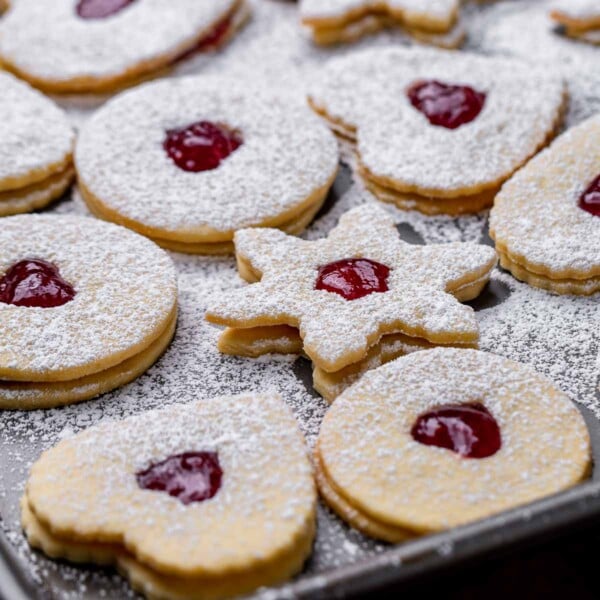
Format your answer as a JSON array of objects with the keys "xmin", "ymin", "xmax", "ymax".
[{"xmin": 1, "ymin": 1, "xmax": 599, "ymax": 598}]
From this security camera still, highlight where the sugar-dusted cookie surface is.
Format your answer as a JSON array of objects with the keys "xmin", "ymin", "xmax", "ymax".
[
  {"xmin": 0, "ymin": 215, "xmax": 177, "ymax": 392},
  {"xmin": 76, "ymin": 75, "xmax": 338, "ymax": 254},
  {"xmin": 551, "ymin": 0, "xmax": 600, "ymax": 31},
  {"xmin": 316, "ymin": 348, "xmax": 591, "ymax": 542},
  {"xmin": 0, "ymin": 72, "xmax": 75, "ymax": 215},
  {"xmin": 0, "ymin": 0, "xmax": 248, "ymax": 93},
  {"xmin": 206, "ymin": 204, "xmax": 497, "ymax": 372},
  {"xmin": 308, "ymin": 47, "xmax": 566, "ymax": 213},
  {"xmin": 490, "ymin": 114, "xmax": 600, "ymax": 296},
  {"xmin": 22, "ymin": 391, "xmax": 316, "ymax": 600}
]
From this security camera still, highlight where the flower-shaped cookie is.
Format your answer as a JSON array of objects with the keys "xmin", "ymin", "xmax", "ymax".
[
  {"xmin": 22, "ymin": 392, "xmax": 316, "ymax": 600},
  {"xmin": 308, "ymin": 47, "xmax": 566, "ymax": 215},
  {"xmin": 490, "ymin": 113, "xmax": 600, "ymax": 295},
  {"xmin": 300, "ymin": 0, "xmax": 463, "ymax": 47},
  {"xmin": 0, "ymin": 0, "xmax": 248, "ymax": 93},
  {"xmin": 0, "ymin": 72, "xmax": 75, "ymax": 217},
  {"xmin": 316, "ymin": 348, "xmax": 591, "ymax": 542},
  {"xmin": 206, "ymin": 204, "xmax": 497, "ymax": 372}
]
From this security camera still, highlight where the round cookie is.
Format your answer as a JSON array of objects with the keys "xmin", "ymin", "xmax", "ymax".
[
  {"xmin": 316, "ymin": 348, "xmax": 591, "ymax": 542},
  {"xmin": 0, "ymin": 71, "xmax": 75, "ymax": 216},
  {"xmin": 0, "ymin": 0, "xmax": 248, "ymax": 94},
  {"xmin": 22, "ymin": 391, "xmax": 316, "ymax": 600},
  {"xmin": 0, "ymin": 215, "xmax": 178, "ymax": 409},
  {"xmin": 308, "ymin": 47, "xmax": 566, "ymax": 215},
  {"xmin": 76, "ymin": 76, "xmax": 339, "ymax": 254},
  {"xmin": 490, "ymin": 113, "xmax": 600, "ymax": 295}
]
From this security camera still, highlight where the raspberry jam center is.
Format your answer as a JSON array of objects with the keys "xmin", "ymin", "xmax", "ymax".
[
  {"xmin": 163, "ymin": 121, "xmax": 243, "ymax": 173},
  {"xmin": 411, "ymin": 403, "xmax": 501, "ymax": 459},
  {"xmin": 136, "ymin": 452, "xmax": 223, "ymax": 505},
  {"xmin": 76, "ymin": 0, "xmax": 136, "ymax": 19},
  {"xmin": 579, "ymin": 174, "xmax": 600, "ymax": 217},
  {"xmin": 316, "ymin": 258, "xmax": 390, "ymax": 301},
  {"xmin": 407, "ymin": 80, "xmax": 486, "ymax": 129},
  {"xmin": 0, "ymin": 259, "xmax": 76, "ymax": 308}
]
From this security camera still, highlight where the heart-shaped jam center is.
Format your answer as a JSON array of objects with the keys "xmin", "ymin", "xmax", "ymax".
[
  {"xmin": 76, "ymin": 0, "xmax": 136, "ymax": 19},
  {"xmin": 136, "ymin": 452, "xmax": 223, "ymax": 505},
  {"xmin": 163, "ymin": 121, "xmax": 243, "ymax": 173},
  {"xmin": 407, "ymin": 80, "xmax": 486, "ymax": 130},
  {"xmin": 0, "ymin": 259, "xmax": 76, "ymax": 308},
  {"xmin": 579, "ymin": 174, "xmax": 600, "ymax": 217},
  {"xmin": 316, "ymin": 258, "xmax": 390, "ymax": 301},
  {"xmin": 411, "ymin": 403, "xmax": 501, "ymax": 459}
]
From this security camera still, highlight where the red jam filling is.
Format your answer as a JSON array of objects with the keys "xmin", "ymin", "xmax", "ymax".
[
  {"xmin": 0, "ymin": 259, "xmax": 76, "ymax": 308},
  {"xmin": 407, "ymin": 80, "xmax": 486, "ymax": 129},
  {"xmin": 411, "ymin": 403, "xmax": 501, "ymax": 459},
  {"xmin": 136, "ymin": 452, "xmax": 223, "ymax": 505},
  {"xmin": 163, "ymin": 121, "xmax": 243, "ymax": 173},
  {"xmin": 579, "ymin": 174, "xmax": 600, "ymax": 217},
  {"xmin": 316, "ymin": 258, "xmax": 390, "ymax": 301},
  {"xmin": 76, "ymin": 0, "xmax": 136, "ymax": 19}
]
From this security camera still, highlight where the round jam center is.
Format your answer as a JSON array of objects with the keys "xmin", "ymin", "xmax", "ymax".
[
  {"xmin": 136, "ymin": 452, "xmax": 223, "ymax": 505},
  {"xmin": 316, "ymin": 258, "xmax": 390, "ymax": 301},
  {"xmin": 579, "ymin": 174, "xmax": 600, "ymax": 217},
  {"xmin": 411, "ymin": 403, "xmax": 501, "ymax": 459},
  {"xmin": 0, "ymin": 259, "xmax": 76, "ymax": 308},
  {"xmin": 407, "ymin": 80, "xmax": 486, "ymax": 130},
  {"xmin": 76, "ymin": 0, "xmax": 136, "ymax": 19},
  {"xmin": 163, "ymin": 121, "xmax": 243, "ymax": 173}
]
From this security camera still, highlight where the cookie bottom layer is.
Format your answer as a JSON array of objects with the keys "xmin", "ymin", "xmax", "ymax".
[
  {"xmin": 0, "ymin": 166, "xmax": 75, "ymax": 217},
  {"xmin": 565, "ymin": 26, "xmax": 600, "ymax": 45},
  {"xmin": 22, "ymin": 497, "xmax": 316, "ymax": 600},
  {"xmin": 0, "ymin": 312, "xmax": 177, "ymax": 410},
  {"xmin": 499, "ymin": 252, "xmax": 600, "ymax": 296},
  {"xmin": 0, "ymin": 1, "xmax": 249, "ymax": 95}
]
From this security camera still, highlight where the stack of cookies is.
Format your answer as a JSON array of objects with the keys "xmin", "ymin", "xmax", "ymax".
[
  {"xmin": 206, "ymin": 204, "xmax": 498, "ymax": 401},
  {"xmin": 551, "ymin": 1, "xmax": 600, "ymax": 46},
  {"xmin": 0, "ymin": 72, "xmax": 74, "ymax": 217},
  {"xmin": 308, "ymin": 47, "xmax": 566, "ymax": 216},
  {"xmin": 300, "ymin": 0, "xmax": 465, "ymax": 48}
]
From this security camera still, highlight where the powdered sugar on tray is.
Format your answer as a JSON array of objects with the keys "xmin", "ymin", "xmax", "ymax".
[{"xmin": 1, "ymin": 1, "xmax": 599, "ymax": 598}]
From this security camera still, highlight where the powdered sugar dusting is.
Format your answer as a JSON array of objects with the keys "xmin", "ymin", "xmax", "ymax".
[{"xmin": 551, "ymin": 0, "xmax": 600, "ymax": 20}]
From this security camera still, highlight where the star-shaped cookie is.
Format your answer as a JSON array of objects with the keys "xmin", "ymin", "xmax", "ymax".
[{"xmin": 206, "ymin": 205, "xmax": 497, "ymax": 372}]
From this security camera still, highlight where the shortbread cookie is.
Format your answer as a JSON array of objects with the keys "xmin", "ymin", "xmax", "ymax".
[
  {"xmin": 551, "ymin": 0, "xmax": 600, "ymax": 33},
  {"xmin": 22, "ymin": 392, "xmax": 316, "ymax": 600},
  {"xmin": 316, "ymin": 348, "xmax": 591, "ymax": 542},
  {"xmin": 0, "ymin": 0, "xmax": 248, "ymax": 94},
  {"xmin": 308, "ymin": 47, "xmax": 566, "ymax": 215},
  {"xmin": 76, "ymin": 76, "xmax": 338, "ymax": 254},
  {"xmin": 490, "ymin": 114, "xmax": 600, "ymax": 296},
  {"xmin": 0, "ymin": 215, "xmax": 178, "ymax": 409},
  {"xmin": 0, "ymin": 72, "xmax": 75, "ymax": 216},
  {"xmin": 206, "ymin": 204, "xmax": 497, "ymax": 373}
]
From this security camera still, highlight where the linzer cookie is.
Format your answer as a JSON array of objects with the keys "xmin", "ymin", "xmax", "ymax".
[
  {"xmin": 308, "ymin": 47, "xmax": 566, "ymax": 215},
  {"xmin": 206, "ymin": 204, "xmax": 497, "ymax": 397},
  {"xmin": 0, "ymin": 0, "xmax": 249, "ymax": 93},
  {"xmin": 490, "ymin": 114, "xmax": 600, "ymax": 296},
  {"xmin": 0, "ymin": 215, "xmax": 178, "ymax": 409},
  {"xmin": 22, "ymin": 392, "xmax": 316, "ymax": 600},
  {"xmin": 76, "ymin": 76, "xmax": 339, "ymax": 254},
  {"xmin": 551, "ymin": 0, "xmax": 600, "ymax": 45},
  {"xmin": 300, "ymin": 0, "xmax": 465, "ymax": 48},
  {"xmin": 316, "ymin": 348, "xmax": 591, "ymax": 542},
  {"xmin": 0, "ymin": 72, "xmax": 75, "ymax": 217}
]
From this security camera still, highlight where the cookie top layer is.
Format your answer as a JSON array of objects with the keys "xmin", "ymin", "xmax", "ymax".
[
  {"xmin": 26, "ymin": 391, "xmax": 315, "ymax": 576},
  {"xmin": 490, "ymin": 113, "xmax": 600, "ymax": 279},
  {"xmin": 551, "ymin": 0, "xmax": 600, "ymax": 20},
  {"xmin": 300, "ymin": 0, "xmax": 459, "ymax": 27},
  {"xmin": 0, "ymin": 72, "xmax": 74, "ymax": 192},
  {"xmin": 0, "ymin": 215, "xmax": 177, "ymax": 381},
  {"xmin": 309, "ymin": 47, "xmax": 565, "ymax": 196},
  {"xmin": 76, "ymin": 75, "xmax": 339, "ymax": 242},
  {"xmin": 318, "ymin": 348, "xmax": 591, "ymax": 533},
  {"xmin": 206, "ymin": 204, "xmax": 497, "ymax": 371},
  {"xmin": 0, "ymin": 0, "xmax": 238, "ymax": 86}
]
